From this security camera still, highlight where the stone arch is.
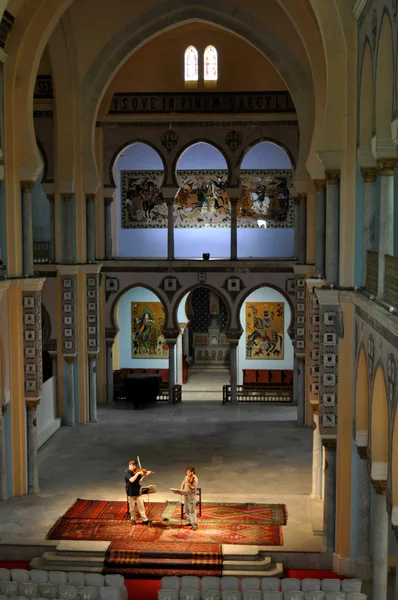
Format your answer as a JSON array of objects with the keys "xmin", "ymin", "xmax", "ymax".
[
  {"xmin": 358, "ymin": 39, "xmax": 374, "ymax": 150},
  {"xmin": 355, "ymin": 346, "xmax": 369, "ymax": 447},
  {"xmin": 375, "ymin": 12, "xmax": 394, "ymax": 139},
  {"xmin": 108, "ymin": 139, "xmax": 168, "ymax": 189},
  {"xmin": 391, "ymin": 406, "xmax": 398, "ymax": 505},
  {"xmin": 109, "ymin": 283, "xmax": 169, "ymax": 336},
  {"xmin": 237, "ymin": 137, "xmax": 296, "ymax": 171},
  {"xmin": 35, "ymin": 139, "xmax": 49, "ymax": 183},
  {"xmin": 370, "ymin": 365, "xmax": 389, "ymax": 481},
  {"xmin": 172, "ymin": 139, "xmax": 232, "ymax": 186},
  {"xmin": 173, "ymin": 283, "xmax": 233, "ymax": 335}
]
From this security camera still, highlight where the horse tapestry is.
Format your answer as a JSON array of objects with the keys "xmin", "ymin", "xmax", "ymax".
[
  {"xmin": 121, "ymin": 171, "xmax": 166, "ymax": 228},
  {"xmin": 245, "ymin": 302, "xmax": 284, "ymax": 359},
  {"xmin": 131, "ymin": 302, "xmax": 168, "ymax": 358},
  {"xmin": 174, "ymin": 170, "xmax": 230, "ymax": 228},
  {"xmin": 238, "ymin": 170, "xmax": 293, "ymax": 228}
]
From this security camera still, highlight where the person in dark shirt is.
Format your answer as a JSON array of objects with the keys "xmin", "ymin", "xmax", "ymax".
[{"xmin": 124, "ymin": 459, "xmax": 154, "ymax": 525}]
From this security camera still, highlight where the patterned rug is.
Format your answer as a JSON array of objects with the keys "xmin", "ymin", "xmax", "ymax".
[{"xmin": 161, "ymin": 501, "xmax": 287, "ymax": 525}]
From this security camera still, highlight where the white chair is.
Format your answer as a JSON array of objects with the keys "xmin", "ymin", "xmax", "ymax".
[
  {"xmin": 58, "ymin": 586, "xmax": 79, "ymax": 600},
  {"xmin": 283, "ymin": 591, "xmax": 305, "ymax": 600},
  {"xmin": 104, "ymin": 575, "xmax": 127, "ymax": 600},
  {"xmin": 341, "ymin": 582, "xmax": 361, "ymax": 594},
  {"xmin": 242, "ymin": 579, "xmax": 261, "ymax": 592},
  {"xmin": 99, "ymin": 587, "xmax": 120, "ymax": 600},
  {"xmin": 66, "ymin": 574, "xmax": 85, "ymax": 587},
  {"xmin": 221, "ymin": 578, "xmax": 240, "ymax": 591},
  {"xmin": 301, "ymin": 581, "xmax": 321, "ymax": 593},
  {"xmin": 78, "ymin": 586, "xmax": 100, "ymax": 600},
  {"xmin": 221, "ymin": 592, "xmax": 242, "ymax": 600},
  {"xmin": 38, "ymin": 583, "xmax": 59, "ymax": 600},
  {"xmin": 30, "ymin": 572, "xmax": 49, "ymax": 585},
  {"xmin": 202, "ymin": 578, "xmax": 221, "ymax": 591},
  {"xmin": 0, "ymin": 581, "xmax": 18, "ymax": 596},
  {"xmin": 17, "ymin": 582, "xmax": 39, "ymax": 599},
  {"xmin": 243, "ymin": 592, "xmax": 262, "ymax": 600},
  {"xmin": 180, "ymin": 590, "xmax": 201, "ymax": 600},
  {"xmin": 263, "ymin": 592, "xmax": 283, "ymax": 600},
  {"xmin": 281, "ymin": 580, "xmax": 301, "ymax": 592},
  {"xmin": 261, "ymin": 580, "xmax": 281, "ymax": 592},
  {"xmin": 161, "ymin": 577, "xmax": 181, "ymax": 590},
  {"xmin": 85, "ymin": 575, "xmax": 105, "ymax": 589},
  {"xmin": 304, "ymin": 592, "xmax": 325, "ymax": 600},
  {"xmin": 181, "ymin": 577, "xmax": 201, "ymax": 591},
  {"xmin": 10, "ymin": 571, "xmax": 30, "ymax": 584},
  {"xmin": 325, "ymin": 593, "xmax": 345, "ymax": 600},
  {"xmin": 49, "ymin": 573, "xmax": 68, "ymax": 586},
  {"xmin": 0, "ymin": 570, "xmax": 11, "ymax": 582},
  {"xmin": 346, "ymin": 594, "xmax": 366, "ymax": 600},
  {"xmin": 321, "ymin": 581, "xmax": 341, "ymax": 593},
  {"xmin": 158, "ymin": 591, "xmax": 179, "ymax": 600},
  {"xmin": 201, "ymin": 591, "xmax": 221, "ymax": 600}
]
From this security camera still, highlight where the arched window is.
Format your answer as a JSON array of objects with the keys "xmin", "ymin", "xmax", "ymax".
[
  {"xmin": 204, "ymin": 45, "xmax": 218, "ymax": 81},
  {"xmin": 184, "ymin": 46, "xmax": 198, "ymax": 81}
]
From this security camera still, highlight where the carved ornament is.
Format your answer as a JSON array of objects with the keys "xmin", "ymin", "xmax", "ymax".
[
  {"xmin": 322, "ymin": 439, "xmax": 337, "ymax": 450},
  {"xmin": 86, "ymin": 193, "xmax": 96, "ymax": 203},
  {"xmin": 376, "ymin": 159, "xmax": 398, "ymax": 176},
  {"xmin": 357, "ymin": 446, "xmax": 368, "ymax": 460},
  {"xmin": 361, "ymin": 168, "xmax": 378, "ymax": 183},
  {"xmin": 104, "ymin": 196, "xmax": 114, "ymax": 205},
  {"xmin": 312, "ymin": 404, "xmax": 319, "ymax": 415},
  {"xmin": 313, "ymin": 180, "xmax": 326, "ymax": 192},
  {"xmin": 62, "ymin": 193, "xmax": 74, "ymax": 202},
  {"xmin": 165, "ymin": 197, "xmax": 175, "ymax": 207},
  {"xmin": 325, "ymin": 170, "xmax": 340, "ymax": 185},
  {"xmin": 21, "ymin": 181, "xmax": 35, "ymax": 193},
  {"xmin": 26, "ymin": 400, "xmax": 40, "ymax": 412},
  {"xmin": 372, "ymin": 479, "xmax": 387, "ymax": 495},
  {"xmin": 47, "ymin": 194, "xmax": 55, "ymax": 204},
  {"xmin": 64, "ymin": 355, "xmax": 76, "ymax": 364}
]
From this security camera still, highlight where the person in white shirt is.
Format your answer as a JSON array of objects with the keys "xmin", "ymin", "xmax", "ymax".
[{"xmin": 181, "ymin": 466, "xmax": 198, "ymax": 530}]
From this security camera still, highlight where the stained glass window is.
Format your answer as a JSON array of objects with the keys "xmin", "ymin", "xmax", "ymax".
[
  {"xmin": 184, "ymin": 46, "xmax": 198, "ymax": 81},
  {"xmin": 204, "ymin": 45, "xmax": 218, "ymax": 81}
]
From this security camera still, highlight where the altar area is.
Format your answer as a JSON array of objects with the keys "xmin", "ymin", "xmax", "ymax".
[{"xmin": 192, "ymin": 314, "xmax": 230, "ymax": 367}]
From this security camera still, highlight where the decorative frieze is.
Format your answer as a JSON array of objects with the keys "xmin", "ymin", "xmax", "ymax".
[
  {"xmin": 86, "ymin": 271, "xmax": 100, "ymax": 355},
  {"xmin": 294, "ymin": 277, "xmax": 306, "ymax": 356},
  {"xmin": 22, "ymin": 290, "xmax": 43, "ymax": 400}
]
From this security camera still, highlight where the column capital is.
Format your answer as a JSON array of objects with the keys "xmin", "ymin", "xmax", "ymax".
[
  {"xmin": 86, "ymin": 193, "xmax": 96, "ymax": 203},
  {"xmin": 312, "ymin": 404, "xmax": 319, "ymax": 415},
  {"xmin": 293, "ymin": 195, "xmax": 300, "ymax": 206},
  {"xmin": 26, "ymin": 400, "xmax": 40, "ymax": 411},
  {"xmin": 165, "ymin": 197, "xmax": 174, "ymax": 206},
  {"xmin": 298, "ymin": 192, "xmax": 307, "ymax": 201},
  {"xmin": 47, "ymin": 193, "xmax": 55, "ymax": 203},
  {"xmin": 325, "ymin": 170, "xmax": 340, "ymax": 184},
  {"xmin": 357, "ymin": 446, "xmax": 368, "ymax": 460},
  {"xmin": 104, "ymin": 196, "xmax": 114, "ymax": 205},
  {"xmin": 322, "ymin": 438, "xmax": 337, "ymax": 450},
  {"xmin": 361, "ymin": 168, "xmax": 378, "ymax": 183},
  {"xmin": 163, "ymin": 328, "xmax": 180, "ymax": 340},
  {"xmin": 376, "ymin": 158, "xmax": 398, "ymax": 176},
  {"xmin": 19, "ymin": 278, "xmax": 45, "ymax": 292},
  {"xmin": 313, "ymin": 180, "xmax": 327, "ymax": 192},
  {"xmin": 64, "ymin": 355, "xmax": 76, "ymax": 364},
  {"xmin": 0, "ymin": 280, "xmax": 10, "ymax": 302},
  {"xmin": 225, "ymin": 328, "xmax": 242, "ymax": 343},
  {"xmin": 88, "ymin": 353, "xmax": 98, "ymax": 360},
  {"xmin": 62, "ymin": 193, "xmax": 74, "ymax": 202},
  {"xmin": 57, "ymin": 265, "xmax": 79, "ymax": 276},
  {"xmin": 372, "ymin": 479, "xmax": 387, "ymax": 495},
  {"xmin": 21, "ymin": 181, "xmax": 35, "ymax": 193},
  {"xmin": 164, "ymin": 338, "xmax": 177, "ymax": 347},
  {"xmin": 1, "ymin": 403, "xmax": 8, "ymax": 416}
]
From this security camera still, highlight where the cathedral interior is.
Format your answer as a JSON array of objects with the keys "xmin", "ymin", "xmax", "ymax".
[{"xmin": 0, "ymin": 0, "xmax": 397, "ymax": 598}]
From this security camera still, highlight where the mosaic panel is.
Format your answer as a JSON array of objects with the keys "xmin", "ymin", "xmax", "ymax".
[
  {"xmin": 174, "ymin": 170, "xmax": 230, "ymax": 228},
  {"xmin": 22, "ymin": 292, "xmax": 42, "ymax": 399},
  {"xmin": 238, "ymin": 170, "xmax": 293, "ymax": 228}
]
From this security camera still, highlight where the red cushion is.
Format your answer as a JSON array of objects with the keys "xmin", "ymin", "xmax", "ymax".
[
  {"xmin": 243, "ymin": 370, "xmax": 257, "ymax": 383},
  {"xmin": 269, "ymin": 370, "xmax": 282, "ymax": 384},
  {"xmin": 282, "ymin": 370, "xmax": 294, "ymax": 384},
  {"xmin": 133, "ymin": 368, "xmax": 146, "ymax": 374},
  {"xmin": 158, "ymin": 369, "xmax": 169, "ymax": 383},
  {"xmin": 146, "ymin": 369, "xmax": 158, "ymax": 374},
  {"xmin": 257, "ymin": 370, "xmax": 269, "ymax": 383}
]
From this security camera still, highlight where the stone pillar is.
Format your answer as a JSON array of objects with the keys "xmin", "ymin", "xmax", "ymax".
[
  {"xmin": 104, "ymin": 197, "xmax": 114, "ymax": 259},
  {"xmin": 293, "ymin": 196, "xmax": 299, "ymax": 259},
  {"xmin": 376, "ymin": 160, "xmax": 397, "ymax": 298},
  {"xmin": 21, "ymin": 181, "xmax": 35, "ymax": 276},
  {"xmin": 0, "ymin": 404, "xmax": 8, "ymax": 500},
  {"xmin": 62, "ymin": 193, "xmax": 74, "ymax": 263},
  {"xmin": 360, "ymin": 169, "xmax": 378, "ymax": 286},
  {"xmin": 183, "ymin": 325, "xmax": 190, "ymax": 359},
  {"xmin": 86, "ymin": 194, "xmax": 96, "ymax": 263},
  {"xmin": 106, "ymin": 341, "xmax": 114, "ymax": 403},
  {"xmin": 229, "ymin": 341, "xmax": 238, "ymax": 404},
  {"xmin": 48, "ymin": 194, "xmax": 56, "ymax": 263},
  {"xmin": 314, "ymin": 180, "xmax": 326, "ymax": 278},
  {"xmin": 310, "ymin": 405, "xmax": 322, "ymax": 499},
  {"xmin": 49, "ymin": 350, "xmax": 58, "ymax": 416},
  {"xmin": 322, "ymin": 439, "xmax": 336, "ymax": 552},
  {"xmin": 176, "ymin": 332, "xmax": 183, "ymax": 385},
  {"xmin": 26, "ymin": 400, "xmax": 40, "ymax": 493},
  {"xmin": 325, "ymin": 171, "xmax": 340, "ymax": 287},
  {"xmin": 295, "ymin": 356, "xmax": 305, "ymax": 424},
  {"xmin": 298, "ymin": 193, "xmax": 307, "ymax": 263},
  {"xmin": 372, "ymin": 480, "xmax": 388, "ymax": 600},
  {"xmin": 167, "ymin": 198, "xmax": 175, "ymax": 260},
  {"xmin": 88, "ymin": 355, "xmax": 98, "ymax": 423},
  {"xmin": 64, "ymin": 356, "xmax": 76, "ymax": 425},
  {"xmin": 167, "ymin": 340, "xmax": 176, "ymax": 404},
  {"xmin": 355, "ymin": 446, "xmax": 372, "ymax": 579},
  {"xmin": 230, "ymin": 197, "xmax": 238, "ymax": 260}
]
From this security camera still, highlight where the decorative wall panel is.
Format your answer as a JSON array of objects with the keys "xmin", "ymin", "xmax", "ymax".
[
  {"xmin": 318, "ymin": 304, "xmax": 339, "ymax": 437},
  {"xmin": 307, "ymin": 287, "xmax": 320, "ymax": 401},
  {"xmin": 87, "ymin": 274, "xmax": 100, "ymax": 354},
  {"xmin": 238, "ymin": 170, "xmax": 293, "ymax": 228},
  {"xmin": 22, "ymin": 291, "xmax": 43, "ymax": 400},
  {"xmin": 131, "ymin": 301, "xmax": 168, "ymax": 358},
  {"xmin": 245, "ymin": 301, "xmax": 284, "ymax": 359},
  {"xmin": 61, "ymin": 275, "xmax": 77, "ymax": 356},
  {"xmin": 174, "ymin": 170, "xmax": 230, "ymax": 228},
  {"xmin": 121, "ymin": 170, "xmax": 165, "ymax": 228}
]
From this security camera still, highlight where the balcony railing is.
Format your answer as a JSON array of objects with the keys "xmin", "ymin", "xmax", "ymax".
[
  {"xmin": 384, "ymin": 255, "xmax": 398, "ymax": 309},
  {"xmin": 366, "ymin": 251, "xmax": 378, "ymax": 296},
  {"xmin": 33, "ymin": 241, "xmax": 50, "ymax": 264}
]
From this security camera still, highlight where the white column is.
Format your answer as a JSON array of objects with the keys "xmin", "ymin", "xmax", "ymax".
[
  {"xmin": 372, "ymin": 481, "xmax": 388, "ymax": 600},
  {"xmin": 355, "ymin": 446, "xmax": 372, "ymax": 579},
  {"xmin": 63, "ymin": 193, "xmax": 74, "ymax": 263},
  {"xmin": 376, "ymin": 160, "xmax": 397, "ymax": 298},
  {"xmin": 176, "ymin": 332, "xmax": 183, "ymax": 385},
  {"xmin": 229, "ymin": 341, "xmax": 238, "ymax": 404},
  {"xmin": 167, "ymin": 198, "xmax": 175, "ymax": 260},
  {"xmin": 88, "ymin": 355, "xmax": 98, "ymax": 422},
  {"xmin": 48, "ymin": 194, "xmax": 56, "ymax": 263},
  {"xmin": 106, "ymin": 342, "xmax": 114, "ymax": 403},
  {"xmin": 26, "ymin": 401, "xmax": 40, "ymax": 493},
  {"xmin": 21, "ymin": 181, "xmax": 34, "ymax": 275},
  {"xmin": 322, "ymin": 439, "xmax": 336, "ymax": 552},
  {"xmin": 86, "ymin": 194, "xmax": 96, "ymax": 263},
  {"xmin": 65, "ymin": 357, "xmax": 76, "ymax": 425},
  {"xmin": 104, "ymin": 197, "xmax": 113, "ymax": 259},
  {"xmin": 0, "ymin": 404, "xmax": 8, "ymax": 500},
  {"xmin": 314, "ymin": 180, "xmax": 326, "ymax": 278},
  {"xmin": 296, "ymin": 356, "xmax": 305, "ymax": 424},
  {"xmin": 298, "ymin": 193, "xmax": 307, "ymax": 263},
  {"xmin": 325, "ymin": 171, "xmax": 340, "ymax": 287},
  {"xmin": 360, "ymin": 169, "xmax": 377, "ymax": 286},
  {"xmin": 49, "ymin": 351, "xmax": 58, "ymax": 417},
  {"xmin": 167, "ymin": 340, "xmax": 176, "ymax": 404},
  {"xmin": 230, "ymin": 197, "xmax": 238, "ymax": 260},
  {"xmin": 310, "ymin": 406, "xmax": 322, "ymax": 499}
]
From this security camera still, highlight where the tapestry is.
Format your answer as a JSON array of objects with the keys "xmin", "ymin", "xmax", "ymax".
[
  {"xmin": 121, "ymin": 170, "xmax": 166, "ymax": 228},
  {"xmin": 245, "ymin": 301, "xmax": 284, "ymax": 359},
  {"xmin": 238, "ymin": 170, "xmax": 293, "ymax": 228},
  {"xmin": 131, "ymin": 302, "xmax": 168, "ymax": 358},
  {"xmin": 174, "ymin": 170, "xmax": 230, "ymax": 228}
]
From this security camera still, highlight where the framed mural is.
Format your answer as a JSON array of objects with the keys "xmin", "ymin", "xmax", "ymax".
[
  {"xmin": 174, "ymin": 170, "xmax": 230, "ymax": 228},
  {"xmin": 238, "ymin": 170, "xmax": 293, "ymax": 228},
  {"xmin": 121, "ymin": 171, "xmax": 166, "ymax": 228},
  {"xmin": 245, "ymin": 301, "xmax": 284, "ymax": 359},
  {"xmin": 131, "ymin": 302, "xmax": 168, "ymax": 358}
]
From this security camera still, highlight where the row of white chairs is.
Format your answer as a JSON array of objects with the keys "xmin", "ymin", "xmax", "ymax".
[
  {"xmin": 160, "ymin": 577, "xmax": 362, "ymax": 593},
  {"xmin": 158, "ymin": 592, "xmax": 367, "ymax": 600}
]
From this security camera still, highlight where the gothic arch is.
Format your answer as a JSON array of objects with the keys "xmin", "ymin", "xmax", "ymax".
[
  {"xmin": 370, "ymin": 365, "xmax": 389, "ymax": 480},
  {"xmin": 172, "ymin": 139, "xmax": 232, "ymax": 186},
  {"xmin": 358, "ymin": 39, "xmax": 374, "ymax": 150},
  {"xmin": 173, "ymin": 283, "xmax": 233, "ymax": 334},
  {"xmin": 375, "ymin": 12, "xmax": 394, "ymax": 139},
  {"xmin": 355, "ymin": 347, "xmax": 369, "ymax": 447},
  {"xmin": 108, "ymin": 139, "xmax": 168, "ymax": 189}
]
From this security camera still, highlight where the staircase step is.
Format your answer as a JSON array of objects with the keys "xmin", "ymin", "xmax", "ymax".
[
  {"xmin": 223, "ymin": 556, "xmax": 272, "ymax": 568},
  {"xmin": 29, "ymin": 557, "xmax": 103, "ymax": 573},
  {"xmin": 41, "ymin": 551, "xmax": 106, "ymax": 567},
  {"xmin": 222, "ymin": 563, "xmax": 284, "ymax": 577},
  {"xmin": 56, "ymin": 540, "xmax": 110, "ymax": 557}
]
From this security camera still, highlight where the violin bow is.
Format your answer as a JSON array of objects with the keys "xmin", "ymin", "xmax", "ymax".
[{"xmin": 137, "ymin": 456, "xmax": 142, "ymax": 469}]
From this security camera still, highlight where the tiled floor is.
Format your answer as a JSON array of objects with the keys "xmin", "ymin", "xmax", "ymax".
[{"xmin": 0, "ymin": 402, "xmax": 321, "ymax": 553}]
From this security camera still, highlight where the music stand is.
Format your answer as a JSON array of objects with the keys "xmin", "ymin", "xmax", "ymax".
[{"xmin": 180, "ymin": 487, "xmax": 202, "ymax": 520}]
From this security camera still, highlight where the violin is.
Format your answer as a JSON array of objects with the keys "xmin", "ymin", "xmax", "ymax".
[{"xmin": 133, "ymin": 456, "xmax": 154, "ymax": 477}]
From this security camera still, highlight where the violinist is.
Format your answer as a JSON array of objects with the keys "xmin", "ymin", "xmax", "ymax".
[
  {"xmin": 124, "ymin": 459, "xmax": 154, "ymax": 525},
  {"xmin": 181, "ymin": 466, "xmax": 198, "ymax": 530}
]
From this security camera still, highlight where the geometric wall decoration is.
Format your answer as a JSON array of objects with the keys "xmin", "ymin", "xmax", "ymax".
[
  {"xmin": 61, "ymin": 275, "xmax": 77, "ymax": 356},
  {"xmin": 318, "ymin": 300, "xmax": 339, "ymax": 438},
  {"xmin": 294, "ymin": 278, "xmax": 306, "ymax": 357},
  {"xmin": 307, "ymin": 287, "xmax": 320, "ymax": 404},
  {"xmin": 87, "ymin": 273, "xmax": 100, "ymax": 355},
  {"xmin": 22, "ymin": 291, "xmax": 43, "ymax": 400},
  {"xmin": 131, "ymin": 301, "xmax": 168, "ymax": 358},
  {"xmin": 245, "ymin": 301, "xmax": 284, "ymax": 359}
]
